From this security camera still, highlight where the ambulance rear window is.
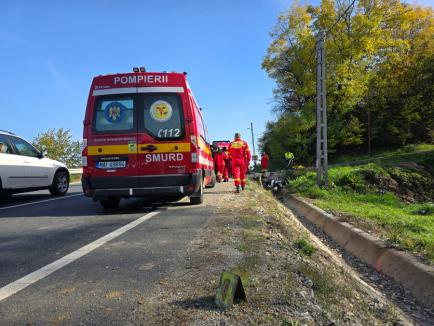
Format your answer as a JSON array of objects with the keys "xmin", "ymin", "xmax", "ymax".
[
  {"xmin": 142, "ymin": 94, "xmax": 184, "ymax": 140},
  {"xmin": 94, "ymin": 98, "xmax": 134, "ymax": 133}
]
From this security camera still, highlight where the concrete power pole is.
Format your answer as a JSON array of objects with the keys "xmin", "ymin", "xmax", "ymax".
[{"xmin": 316, "ymin": 33, "xmax": 328, "ymax": 187}]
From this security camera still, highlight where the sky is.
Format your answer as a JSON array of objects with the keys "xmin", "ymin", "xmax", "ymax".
[{"xmin": 0, "ymin": 0, "xmax": 432, "ymax": 155}]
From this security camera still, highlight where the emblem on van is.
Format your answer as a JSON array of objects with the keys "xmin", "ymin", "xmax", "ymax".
[
  {"xmin": 150, "ymin": 100, "xmax": 172, "ymax": 123},
  {"xmin": 104, "ymin": 102, "xmax": 125, "ymax": 123}
]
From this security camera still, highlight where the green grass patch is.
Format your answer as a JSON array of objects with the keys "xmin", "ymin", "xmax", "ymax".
[
  {"xmin": 295, "ymin": 239, "xmax": 316, "ymax": 256},
  {"xmin": 236, "ymin": 243, "xmax": 248, "ymax": 252},
  {"xmin": 286, "ymin": 156, "xmax": 434, "ymax": 263}
]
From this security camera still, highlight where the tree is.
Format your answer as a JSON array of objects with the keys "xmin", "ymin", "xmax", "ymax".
[
  {"xmin": 261, "ymin": 0, "xmax": 434, "ymax": 164},
  {"xmin": 32, "ymin": 128, "xmax": 82, "ymax": 168}
]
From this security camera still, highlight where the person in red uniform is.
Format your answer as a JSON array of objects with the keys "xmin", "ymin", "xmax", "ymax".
[
  {"xmin": 228, "ymin": 133, "xmax": 251, "ymax": 193},
  {"xmin": 261, "ymin": 152, "xmax": 269, "ymax": 173},
  {"xmin": 222, "ymin": 147, "xmax": 230, "ymax": 182},
  {"xmin": 213, "ymin": 147, "xmax": 225, "ymax": 182}
]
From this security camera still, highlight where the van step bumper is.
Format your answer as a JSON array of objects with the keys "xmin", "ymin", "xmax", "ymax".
[
  {"xmin": 86, "ymin": 186, "xmax": 188, "ymax": 198},
  {"xmin": 82, "ymin": 172, "xmax": 200, "ymax": 198}
]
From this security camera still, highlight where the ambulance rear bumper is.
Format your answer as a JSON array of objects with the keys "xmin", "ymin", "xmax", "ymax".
[{"xmin": 82, "ymin": 172, "xmax": 200, "ymax": 199}]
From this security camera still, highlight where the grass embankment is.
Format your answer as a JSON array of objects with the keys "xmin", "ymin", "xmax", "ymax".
[
  {"xmin": 287, "ymin": 147, "xmax": 434, "ymax": 263},
  {"xmin": 69, "ymin": 174, "xmax": 81, "ymax": 183},
  {"xmin": 330, "ymin": 144, "xmax": 434, "ymax": 166}
]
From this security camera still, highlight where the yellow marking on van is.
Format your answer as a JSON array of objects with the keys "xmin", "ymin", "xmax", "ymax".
[
  {"xmin": 197, "ymin": 137, "xmax": 211, "ymax": 156},
  {"xmin": 88, "ymin": 145, "xmax": 131, "ymax": 155},
  {"xmin": 87, "ymin": 143, "xmax": 191, "ymax": 155}
]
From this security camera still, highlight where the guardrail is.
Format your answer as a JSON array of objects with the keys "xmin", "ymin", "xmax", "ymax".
[{"xmin": 69, "ymin": 168, "xmax": 83, "ymax": 174}]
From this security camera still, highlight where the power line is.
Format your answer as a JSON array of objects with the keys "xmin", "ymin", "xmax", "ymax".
[
  {"xmin": 323, "ymin": 0, "xmax": 357, "ymax": 40},
  {"xmin": 304, "ymin": 0, "xmax": 358, "ymax": 66}
]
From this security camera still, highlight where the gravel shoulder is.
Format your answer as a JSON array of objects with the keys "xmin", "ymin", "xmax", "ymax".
[{"xmin": 131, "ymin": 182, "xmax": 415, "ymax": 325}]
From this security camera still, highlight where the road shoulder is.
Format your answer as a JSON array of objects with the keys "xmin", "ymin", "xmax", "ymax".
[{"xmin": 133, "ymin": 182, "xmax": 413, "ymax": 325}]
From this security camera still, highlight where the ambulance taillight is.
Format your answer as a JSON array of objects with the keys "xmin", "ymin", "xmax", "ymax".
[
  {"xmin": 81, "ymin": 138, "xmax": 88, "ymax": 168},
  {"xmin": 190, "ymin": 135, "xmax": 200, "ymax": 169}
]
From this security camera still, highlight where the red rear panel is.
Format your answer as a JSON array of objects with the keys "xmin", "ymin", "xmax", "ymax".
[{"xmin": 83, "ymin": 72, "xmax": 192, "ymax": 187}]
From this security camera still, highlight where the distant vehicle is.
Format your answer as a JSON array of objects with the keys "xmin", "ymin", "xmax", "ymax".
[
  {"xmin": 81, "ymin": 68, "xmax": 215, "ymax": 208},
  {"xmin": 212, "ymin": 140, "xmax": 230, "ymax": 152},
  {"xmin": 0, "ymin": 130, "xmax": 70, "ymax": 198}
]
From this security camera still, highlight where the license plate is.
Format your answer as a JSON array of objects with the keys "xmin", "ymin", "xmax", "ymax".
[{"xmin": 96, "ymin": 161, "xmax": 126, "ymax": 169}]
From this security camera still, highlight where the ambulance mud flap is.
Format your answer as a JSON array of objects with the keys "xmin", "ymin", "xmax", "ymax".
[{"xmin": 189, "ymin": 171, "xmax": 203, "ymax": 205}]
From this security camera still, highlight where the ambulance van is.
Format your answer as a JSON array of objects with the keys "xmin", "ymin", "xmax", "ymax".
[{"xmin": 81, "ymin": 69, "xmax": 215, "ymax": 208}]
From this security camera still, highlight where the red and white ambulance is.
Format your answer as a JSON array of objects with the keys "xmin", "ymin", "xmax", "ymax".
[{"xmin": 81, "ymin": 68, "xmax": 215, "ymax": 208}]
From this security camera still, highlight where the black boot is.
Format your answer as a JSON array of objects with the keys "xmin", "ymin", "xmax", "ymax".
[{"xmin": 236, "ymin": 185, "xmax": 241, "ymax": 193}]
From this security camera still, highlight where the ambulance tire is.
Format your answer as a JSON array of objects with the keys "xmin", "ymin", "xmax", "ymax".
[
  {"xmin": 205, "ymin": 171, "xmax": 216, "ymax": 188},
  {"xmin": 190, "ymin": 173, "xmax": 204, "ymax": 205},
  {"xmin": 100, "ymin": 197, "xmax": 121, "ymax": 209}
]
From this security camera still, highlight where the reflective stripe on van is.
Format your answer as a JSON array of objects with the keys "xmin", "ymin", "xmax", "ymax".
[
  {"xmin": 92, "ymin": 87, "xmax": 185, "ymax": 96},
  {"xmin": 87, "ymin": 142, "xmax": 191, "ymax": 155}
]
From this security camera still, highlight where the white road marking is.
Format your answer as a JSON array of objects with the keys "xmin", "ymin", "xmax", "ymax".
[
  {"xmin": 0, "ymin": 193, "xmax": 83, "ymax": 211},
  {"xmin": 0, "ymin": 209, "xmax": 164, "ymax": 302}
]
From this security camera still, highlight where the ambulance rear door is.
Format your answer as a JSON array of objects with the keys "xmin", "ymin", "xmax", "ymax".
[
  {"xmin": 136, "ymin": 92, "xmax": 191, "ymax": 186},
  {"xmin": 87, "ymin": 94, "xmax": 139, "ymax": 189}
]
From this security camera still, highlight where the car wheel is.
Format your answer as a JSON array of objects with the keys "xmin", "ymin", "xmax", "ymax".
[
  {"xmin": 49, "ymin": 171, "xmax": 69, "ymax": 196},
  {"xmin": 0, "ymin": 193, "xmax": 12, "ymax": 202},
  {"xmin": 100, "ymin": 197, "xmax": 121, "ymax": 209},
  {"xmin": 0, "ymin": 180, "xmax": 11, "ymax": 201},
  {"xmin": 190, "ymin": 173, "xmax": 203, "ymax": 205}
]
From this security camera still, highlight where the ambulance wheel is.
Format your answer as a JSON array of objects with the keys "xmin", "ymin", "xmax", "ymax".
[
  {"xmin": 100, "ymin": 197, "xmax": 120, "ymax": 209},
  {"xmin": 205, "ymin": 171, "xmax": 216, "ymax": 188},
  {"xmin": 49, "ymin": 170, "xmax": 69, "ymax": 196},
  {"xmin": 190, "ymin": 174, "xmax": 204, "ymax": 205}
]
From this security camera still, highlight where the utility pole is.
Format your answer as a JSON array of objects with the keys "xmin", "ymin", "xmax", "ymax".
[
  {"xmin": 249, "ymin": 122, "xmax": 257, "ymax": 170},
  {"xmin": 316, "ymin": 32, "xmax": 328, "ymax": 187}
]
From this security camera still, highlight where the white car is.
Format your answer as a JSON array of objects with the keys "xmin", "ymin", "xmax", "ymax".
[{"xmin": 0, "ymin": 130, "xmax": 69, "ymax": 199}]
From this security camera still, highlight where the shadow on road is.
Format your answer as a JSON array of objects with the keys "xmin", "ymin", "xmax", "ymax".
[{"xmin": 0, "ymin": 193, "xmax": 190, "ymax": 218}]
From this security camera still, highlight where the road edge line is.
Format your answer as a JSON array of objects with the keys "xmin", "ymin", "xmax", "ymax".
[
  {"xmin": 0, "ymin": 208, "xmax": 164, "ymax": 302},
  {"xmin": 282, "ymin": 194, "xmax": 434, "ymax": 307}
]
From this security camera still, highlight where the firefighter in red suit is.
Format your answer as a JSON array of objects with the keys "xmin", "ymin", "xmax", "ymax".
[
  {"xmin": 261, "ymin": 152, "xmax": 269, "ymax": 173},
  {"xmin": 222, "ymin": 147, "xmax": 230, "ymax": 182},
  {"xmin": 213, "ymin": 147, "xmax": 225, "ymax": 182},
  {"xmin": 228, "ymin": 133, "xmax": 251, "ymax": 193}
]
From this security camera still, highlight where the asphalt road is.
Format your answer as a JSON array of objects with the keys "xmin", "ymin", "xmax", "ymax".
[{"xmin": 0, "ymin": 184, "xmax": 216, "ymax": 325}]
